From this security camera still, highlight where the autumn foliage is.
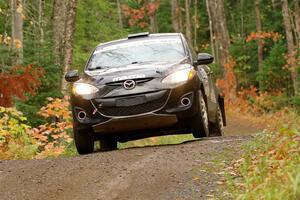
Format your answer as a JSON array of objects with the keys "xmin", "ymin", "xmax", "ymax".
[
  {"xmin": 0, "ymin": 65, "xmax": 44, "ymax": 107},
  {"xmin": 216, "ymin": 57, "xmax": 237, "ymax": 104},
  {"xmin": 0, "ymin": 107, "xmax": 38, "ymax": 159},
  {"xmin": 246, "ymin": 31, "xmax": 281, "ymax": 43},
  {"xmin": 0, "ymin": 34, "xmax": 22, "ymax": 49},
  {"xmin": 284, "ymin": 50, "xmax": 300, "ymax": 84},
  {"xmin": 0, "ymin": 97, "xmax": 73, "ymax": 160},
  {"xmin": 122, "ymin": 0, "xmax": 160, "ymax": 28},
  {"xmin": 32, "ymin": 96, "xmax": 73, "ymax": 158}
]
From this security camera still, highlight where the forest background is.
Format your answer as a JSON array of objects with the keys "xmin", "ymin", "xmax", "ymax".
[
  {"xmin": 2, "ymin": 0, "xmax": 300, "ymax": 119},
  {"xmin": 1, "ymin": 0, "xmax": 300, "ymax": 198}
]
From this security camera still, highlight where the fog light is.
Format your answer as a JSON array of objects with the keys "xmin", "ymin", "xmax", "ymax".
[
  {"xmin": 181, "ymin": 97, "xmax": 191, "ymax": 107},
  {"xmin": 78, "ymin": 111, "xmax": 87, "ymax": 120}
]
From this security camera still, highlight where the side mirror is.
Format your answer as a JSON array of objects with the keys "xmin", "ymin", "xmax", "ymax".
[
  {"xmin": 196, "ymin": 53, "xmax": 214, "ymax": 65},
  {"xmin": 65, "ymin": 70, "xmax": 80, "ymax": 82}
]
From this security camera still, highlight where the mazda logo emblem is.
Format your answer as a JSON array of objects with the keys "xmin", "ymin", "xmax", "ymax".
[{"xmin": 123, "ymin": 80, "xmax": 136, "ymax": 90}]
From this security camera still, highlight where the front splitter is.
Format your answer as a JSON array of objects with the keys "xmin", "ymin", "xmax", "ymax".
[{"xmin": 92, "ymin": 114, "xmax": 178, "ymax": 133}]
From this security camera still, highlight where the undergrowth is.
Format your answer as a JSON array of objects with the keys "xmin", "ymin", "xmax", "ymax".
[
  {"xmin": 227, "ymin": 109, "xmax": 300, "ymax": 200},
  {"xmin": 0, "ymin": 97, "xmax": 73, "ymax": 160},
  {"xmin": 0, "ymin": 107, "xmax": 38, "ymax": 159}
]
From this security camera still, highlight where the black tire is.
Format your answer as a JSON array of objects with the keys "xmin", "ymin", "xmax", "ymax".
[
  {"xmin": 73, "ymin": 128, "xmax": 94, "ymax": 155},
  {"xmin": 190, "ymin": 90, "xmax": 209, "ymax": 138},
  {"xmin": 100, "ymin": 139, "xmax": 118, "ymax": 151},
  {"xmin": 209, "ymin": 104, "xmax": 224, "ymax": 137}
]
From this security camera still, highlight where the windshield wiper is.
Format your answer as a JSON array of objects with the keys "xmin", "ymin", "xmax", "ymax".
[
  {"xmin": 88, "ymin": 66, "xmax": 110, "ymax": 71},
  {"xmin": 131, "ymin": 61, "xmax": 140, "ymax": 64},
  {"xmin": 89, "ymin": 61, "xmax": 154, "ymax": 70},
  {"xmin": 130, "ymin": 61, "xmax": 155, "ymax": 65}
]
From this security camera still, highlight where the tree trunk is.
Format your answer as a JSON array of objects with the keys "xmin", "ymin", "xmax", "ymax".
[
  {"xmin": 207, "ymin": 0, "xmax": 230, "ymax": 68},
  {"xmin": 193, "ymin": 0, "xmax": 198, "ymax": 50},
  {"xmin": 216, "ymin": 0, "xmax": 230, "ymax": 67},
  {"xmin": 255, "ymin": 0, "xmax": 264, "ymax": 89},
  {"xmin": 149, "ymin": 0, "xmax": 158, "ymax": 33},
  {"xmin": 240, "ymin": 0, "xmax": 245, "ymax": 39},
  {"xmin": 206, "ymin": 0, "xmax": 236, "ymax": 100},
  {"xmin": 52, "ymin": 0, "xmax": 67, "ymax": 66},
  {"xmin": 149, "ymin": 15, "xmax": 157, "ymax": 33},
  {"xmin": 293, "ymin": 0, "xmax": 300, "ymax": 47},
  {"xmin": 117, "ymin": 0, "xmax": 123, "ymax": 28},
  {"xmin": 179, "ymin": 2, "xmax": 183, "ymax": 33},
  {"xmin": 62, "ymin": 0, "xmax": 78, "ymax": 94},
  {"xmin": 206, "ymin": 0, "xmax": 216, "ymax": 59},
  {"xmin": 282, "ymin": 0, "xmax": 299, "ymax": 95},
  {"xmin": 185, "ymin": 0, "xmax": 192, "ymax": 46},
  {"xmin": 171, "ymin": 0, "xmax": 180, "ymax": 32},
  {"xmin": 271, "ymin": 0, "xmax": 276, "ymax": 9},
  {"xmin": 10, "ymin": 0, "xmax": 23, "ymax": 65},
  {"xmin": 38, "ymin": 0, "xmax": 45, "ymax": 43},
  {"xmin": 282, "ymin": 0, "xmax": 295, "ymax": 56}
]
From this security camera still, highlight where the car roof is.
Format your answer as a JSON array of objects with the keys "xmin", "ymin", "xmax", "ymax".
[{"xmin": 96, "ymin": 33, "xmax": 183, "ymax": 48}]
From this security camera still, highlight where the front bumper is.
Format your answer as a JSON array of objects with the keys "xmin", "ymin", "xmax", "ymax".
[{"xmin": 71, "ymin": 78, "xmax": 199, "ymax": 133}]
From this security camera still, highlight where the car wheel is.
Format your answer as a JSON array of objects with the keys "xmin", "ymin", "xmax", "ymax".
[
  {"xmin": 100, "ymin": 139, "xmax": 118, "ymax": 151},
  {"xmin": 209, "ymin": 104, "xmax": 224, "ymax": 137},
  {"xmin": 73, "ymin": 128, "xmax": 94, "ymax": 155},
  {"xmin": 190, "ymin": 90, "xmax": 209, "ymax": 138}
]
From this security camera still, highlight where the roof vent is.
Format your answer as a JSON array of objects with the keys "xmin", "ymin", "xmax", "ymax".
[{"xmin": 128, "ymin": 32, "xmax": 150, "ymax": 39}]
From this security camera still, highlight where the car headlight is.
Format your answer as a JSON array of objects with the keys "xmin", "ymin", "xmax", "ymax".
[
  {"xmin": 72, "ymin": 83, "xmax": 99, "ymax": 95},
  {"xmin": 162, "ymin": 68, "xmax": 196, "ymax": 85}
]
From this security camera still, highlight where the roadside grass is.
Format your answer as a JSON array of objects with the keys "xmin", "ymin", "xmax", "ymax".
[
  {"xmin": 118, "ymin": 134, "xmax": 196, "ymax": 149},
  {"xmin": 58, "ymin": 134, "xmax": 196, "ymax": 155},
  {"xmin": 61, "ymin": 141, "xmax": 78, "ymax": 157},
  {"xmin": 227, "ymin": 109, "xmax": 300, "ymax": 200}
]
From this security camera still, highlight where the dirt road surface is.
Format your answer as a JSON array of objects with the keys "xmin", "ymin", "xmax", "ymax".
[{"xmin": 0, "ymin": 117, "xmax": 263, "ymax": 200}]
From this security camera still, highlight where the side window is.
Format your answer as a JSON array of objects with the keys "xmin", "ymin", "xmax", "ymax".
[{"xmin": 180, "ymin": 35, "xmax": 193, "ymax": 62}]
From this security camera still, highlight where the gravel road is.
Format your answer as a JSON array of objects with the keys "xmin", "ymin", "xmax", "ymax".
[{"xmin": 0, "ymin": 117, "xmax": 263, "ymax": 200}]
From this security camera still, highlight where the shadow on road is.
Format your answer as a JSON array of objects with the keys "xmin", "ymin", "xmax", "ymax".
[{"xmin": 93, "ymin": 115, "xmax": 264, "ymax": 153}]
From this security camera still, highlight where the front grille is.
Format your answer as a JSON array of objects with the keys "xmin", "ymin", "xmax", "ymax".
[
  {"xmin": 106, "ymin": 78, "xmax": 153, "ymax": 87},
  {"xmin": 98, "ymin": 92, "xmax": 169, "ymax": 117}
]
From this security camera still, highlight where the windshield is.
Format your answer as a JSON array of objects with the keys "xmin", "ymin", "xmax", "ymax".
[{"xmin": 87, "ymin": 38, "xmax": 186, "ymax": 70}]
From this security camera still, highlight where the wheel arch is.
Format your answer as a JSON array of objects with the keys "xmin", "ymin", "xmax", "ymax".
[
  {"xmin": 218, "ymin": 95, "xmax": 227, "ymax": 126},
  {"xmin": 199, "ymin": 83, "xmax": 208, "ymax": 103}
]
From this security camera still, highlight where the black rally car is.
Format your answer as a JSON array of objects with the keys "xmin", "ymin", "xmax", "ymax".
[{"xmin": 65, "ymin": 33, "xmax": 226, "ymax": 154}]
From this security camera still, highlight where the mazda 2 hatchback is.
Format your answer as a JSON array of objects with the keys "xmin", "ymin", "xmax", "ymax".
[{"xmin": 65, "ymin": 32, "xmax": 226, "ymax": 154}]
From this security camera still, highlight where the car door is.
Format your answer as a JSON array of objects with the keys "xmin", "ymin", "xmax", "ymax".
[{"xmin": 199, "ymin": 65, "xmax": 218, "ymax": 122}]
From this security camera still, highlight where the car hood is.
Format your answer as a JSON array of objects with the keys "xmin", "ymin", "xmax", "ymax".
[{"xmin": 81, "ymin": 59, "xmax": 191, "ymax": 85}]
